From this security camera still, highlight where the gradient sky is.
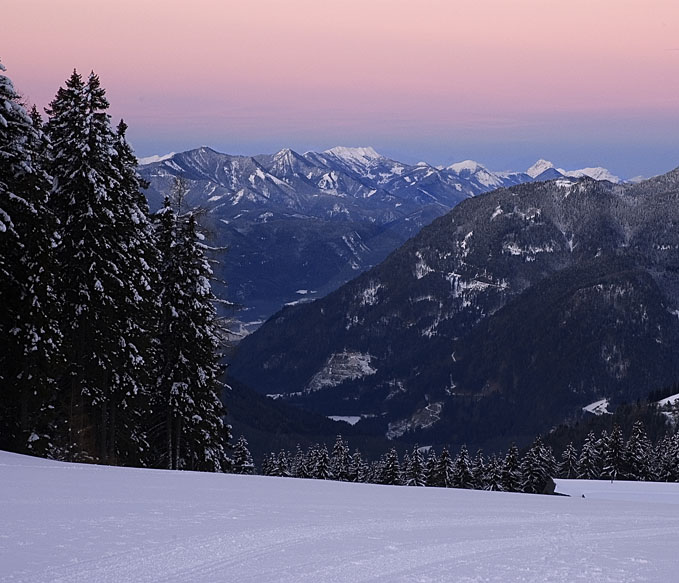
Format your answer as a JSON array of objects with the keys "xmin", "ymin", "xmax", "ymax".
[{"xmin": 4, "ymin": 0, "xmax": 679, "ymax": 177}]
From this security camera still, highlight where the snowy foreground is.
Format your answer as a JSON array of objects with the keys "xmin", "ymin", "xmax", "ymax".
[{"xmin": 2, "ymin": 451, "xmax": 679, "ymax": 582}]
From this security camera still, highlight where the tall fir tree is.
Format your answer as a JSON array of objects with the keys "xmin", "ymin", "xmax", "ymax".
[
  {"xmin": 501, "ymin": 444, "xmax": 522, "ymax": 492},
  {"xmin": 152, "ymin": 194, "xmax": 230, "ymax": 472},
  {"xmin": 45, "ymin": 71, "xmax": 158, "ymax": 464},
  {"xmin": 626, "ymin": 421, "xmax": 653, "ymax": 481},
  {"xmin": 520, "ymin": 436, "xmax": 555, "ymax": 493},
  {"xmin": 347, "ymin": 450, "xmax": 367, "ymax": 483},
  {"xmin": 380, "ymin": 448, "xmax": 402, "ymax": 485},
  {"xmin": 0, "ymin": 60, "xmax": 61, "ymax": 454},
  {"xmin": 313, "ymin": 445, "xmax": 332, "ymax": 479},
  {"xmin": 405, "ymin": 445, "xmax": 426, "ymax": 486},
  {"xmin": 484, "ymin": 455, "xmax": 504, "ymax": 491},
  {"xmin": 436, "ymin": 447, "xmax": 455, "ymax": 488},
  {"xmin": 330, "ymin": 434, "xmax": 350, "ymax": 481},
  {"xmin": 231, "ymin": 435, "xmax": 255, "ymax": 475},
  {"xmin": 424, "ymin": 449, "xmax": 439, "ymax": 487},
  {"xmin": 559, "ymin": 442, "xmax": 579, "ymax": 479},
  {"xmin": 452, "ymin": 445, "xmax": 474, "ymax": 489},
  {"xmin": 601, "ymin": 425, "xmax": 626, "ymax": 480},
  {"xmin": 576, "ymin": 432, "xmax": 601, "ymax": 480}
]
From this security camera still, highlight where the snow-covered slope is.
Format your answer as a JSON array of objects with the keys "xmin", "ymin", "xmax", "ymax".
[{"xmin": 2, "ymin": 450, "xmax": 679, "ymax": 583}]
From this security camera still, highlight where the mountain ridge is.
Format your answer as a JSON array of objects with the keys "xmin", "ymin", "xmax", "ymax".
[
  {"xmin": 229, "ymin": 167, "xmax": 679, "ymax": 450},
  {"xmin": 138, "ymin": 146, "xmax": 626, "ymax": 325}
]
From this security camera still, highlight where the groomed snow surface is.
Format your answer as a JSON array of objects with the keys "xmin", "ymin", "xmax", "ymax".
[{"xmin": 2, "ymin": 451, "xmax": 679, "ymax": 582}]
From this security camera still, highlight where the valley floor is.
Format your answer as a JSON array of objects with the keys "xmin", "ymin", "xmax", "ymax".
[{"xmin": 1, "ymin": 451, "xmax": 678, "ymax": 582}]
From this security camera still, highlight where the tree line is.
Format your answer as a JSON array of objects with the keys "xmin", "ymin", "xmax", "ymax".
[
  {"xmin": 0, "ymin": 61, "xmax": 230, "ymax": 470},
  {"xmin": 253, "ymin": 420, "xmax": 679, "ymax": 493}
]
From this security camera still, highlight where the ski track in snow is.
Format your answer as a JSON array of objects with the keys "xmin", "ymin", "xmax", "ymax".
[{"xmin": 2, "ymin": 451, "xmax": 679, "ymax": 582}]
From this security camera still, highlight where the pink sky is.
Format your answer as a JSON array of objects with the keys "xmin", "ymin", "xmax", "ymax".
[{"xmin": 4, "ymin": 0, "xmax": 679, "ymax": 176}]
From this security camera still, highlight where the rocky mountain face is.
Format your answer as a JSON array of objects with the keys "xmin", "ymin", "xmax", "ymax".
[
  {"xmin": 229, "ymin": 169, "xmax": 679, "ymax": 450},
  {"xmin": 139, "ymin": 147, "xmax": 606, "ymax": 325}
]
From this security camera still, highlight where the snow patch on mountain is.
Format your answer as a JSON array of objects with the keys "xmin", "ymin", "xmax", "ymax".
[
  {"xmin": 386, "ymin": 401, "xmax": 444, "ymax": 439},
  {"xmin": 414, "ymin": 251, "xmax": 434, "ymax": 279},
  {"xmin": 137, "ymin": 152, "xmax": 176, "ymax": 165},
  {"xmin": 582, "ymin": 398, "xmax": 611, "ymax": 415},
  {"xmin": 307, "ymin": 351, "xmax": 377, "ymax": 392},
  {"xmin": 657, "ymin": 393, "xmax": 679, "ymax": 407}
]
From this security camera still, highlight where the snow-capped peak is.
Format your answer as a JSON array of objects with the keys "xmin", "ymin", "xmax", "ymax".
[
  {"xmin": 138, "ymin": 152, "xmax": 176, "ymax": 165},
  {"xmin": 448, "ymin": 160, "xmax": 485, "ymax": 174},
  {"xmin": 526, "ymin": 159, "xmax": 555, "ymax": 178},
  {"xmin": 274, "ymin": 147, "xmax": 294, "ymax": 158},
  {"xmin": 559, "ymin": 167, "xmax": 620, "ymax": 183},
  {"xmin": 323, "ymin": 146, "xmax": 383, "ymax": 163}
]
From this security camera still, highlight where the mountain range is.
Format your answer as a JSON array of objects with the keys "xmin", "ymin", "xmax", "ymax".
[
  {"xmin": 229, "ymin": 167, "xmax": 679, "ymax": 451},
  {"xmin": 139, "ymin": 146, "xmax": 621, "ymax": 326}
]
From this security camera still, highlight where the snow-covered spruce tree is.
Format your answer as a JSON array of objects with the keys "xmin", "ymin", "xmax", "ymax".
[
  {"xmin": 452, "ymin": 445, "xmax": 474, "ymax": 489},
  {"xmin": 576, "ymin": 432, "xmax": 601, "ymax": 480},
  {"xmin": 330, "ymin": 434, "xmax": 350, "ymax": 481},
  {"xmin": 380, "ymin": 448, "xmax": 402, "ymax": 485},
  {"xmin": 501, "ymin": 444, "xmax": 522, "ymax": 492},
  {"xmin": 626, "ymin": 421, "xmax": 653, "ymax": 481},
  {"xmin": 313, "ymin": 445, "xmax": 332, "ymax": 479},
  {"xmin": 45, "ymin": 71, "xmax": 158, "ymax": 464},
  {"xmin": 424, "ymin": 449, "xmax": 439, "ymax": 487},
  {"xmin": 484, "ymin": 455, "xmax": 504, "ymax": 491},
  {"xmin": 271, "ymin": 450, "xmax": 291, "ymax": 477},
  {"xmin": 0, "ymin": 60, "xmax": 61, "ymax": 454},
  {"xmin": 471, "ymin": 449, "xmax": 486, "ymax": 489},
  {"xmin": 436, "ymin": 447, "xmax": 455, "ymax": 488},
  {"xmin": 520, "ymin": 436, "xmax": 555, "ymax": 493},
  {"xmin": 601, "ymin": 425, "xmax": 626, "ymax": 480},
  {"xmin": 347, "ymin": 449, "xmax": 367, "ymax": 483},
  {"xmin": 152, "ymin": 196, "xmax": 230, "ymax": 472},
  {"xmin": 405, "ymin": 445, "xmax": 426, "ymax": 486},
  {"xmin": 559, "ymin": 442, "xmax": 579, "ymax": 479},
  {"xmin": 655, "ymin": 433, "xmax": 679, "ymax": 482},
  {"xmin": 231, "ymin": 435, "xmax": 255, "ymax": 475}
]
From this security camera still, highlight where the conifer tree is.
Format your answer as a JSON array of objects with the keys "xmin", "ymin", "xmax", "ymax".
[
  {"xmin": 601, "ymin": 425, "xmax": 626, "ymax": 480},
  {"xmin": 576, "ymin": 432, "xmax": 601, "ymax": 480},
  {"xmin": 484, "ymin": 455, "xmax": 504, "ymax": 491},
  {"xmin": 436, "ymin": 447, "xmax": 455, "ymax": 488},
  {"xmin": 45, "ymin": 71, "xmax": 159, "ymax": 463},
  {"xmin": 424, "ymin": 450, "xmax": 439, "ymax": 487},
  {"xmin": 0, "ymin": 60, "xmax": 61, "ymax": 454},
  {"xmin": 471, "ymin": 449, "xmax": 487, "ymax": 489},
  {"xmin": 313, "ymin": 445, "xmax": 332, "ymax": 479},
  {"xmin": 347, "ymin": 450, "xmax": 367, "ymax": 483},
  {"xmin": 231, "ymin": 435, "xmax": 255, "ymax": 475},
  {"xmin": 330, "ymin": 435, "xmax": 350, "ymax": 481},
  {"xmin": 520, "ymin": 437, "xmax": 554, "ymax": 493},
  {"xmin": 559, "ymin": 442, "xmax": 579, "ymax": 479},
  {"xmin": 272, "ymin": 450, "xmax": 291, "ymax": 477},
  {"xmin": 626, "ymin": 421, "xmax": 653, "ymax": 481},
  {"xmin": 501, "ymin": 444, "xmax": 522, "ymax": 492},
  {"xmin": 380, "ymin": 448, "xmax": 401, "ymax": 485},
  {"xmin": 452, "ymin": 445, "xmax": 474, "ymax": 489},
  {"xmin": 152, "ymin": 199, "xmax": 229, "ymax": 471},
  {"xmin": 405, "ymin": 445, "xmax": 426, "ymax": 486}
]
